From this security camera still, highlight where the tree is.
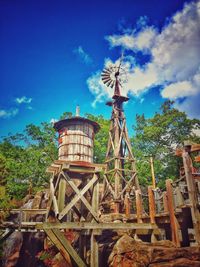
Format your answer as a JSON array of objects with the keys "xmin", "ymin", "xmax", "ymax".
[
  {"xmin": 85, "ymin": 114, "xmax": 110, "ymax": 163},
  {"xmin": 132, "ymin": 100, "xmax": 200, "ymax": 187}
]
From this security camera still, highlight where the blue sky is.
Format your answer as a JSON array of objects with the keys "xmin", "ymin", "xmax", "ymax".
[{"xmin": 0, "ymin": 0, "xmax": 199, "ymax": 137}]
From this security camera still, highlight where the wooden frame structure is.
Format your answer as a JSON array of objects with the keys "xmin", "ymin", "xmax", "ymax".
[{"xmin": 101, "ymin": 70, "xmax": 140, "ymax": 214}]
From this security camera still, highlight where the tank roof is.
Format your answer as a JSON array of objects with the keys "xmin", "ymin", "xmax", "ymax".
[{"xmin": 54, "ymin": 116, "xmax": 100, "ymax": 133}]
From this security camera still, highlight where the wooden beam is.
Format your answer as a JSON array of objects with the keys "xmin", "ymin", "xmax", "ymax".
[
  {"xmin": 135, "ymin": 190, "xmax": 143, "ymax": 223},
  {"xmin": 45, "ymin": 229, "xmax": 87, "ymax": 267},
  {"xmin": 58, "ymin": 178, "xmax": 67, "ymax": 213},
  {"xmin": 166, "ymin": 179, "xmax": 181, "ymax": 247},
  {"xmin": 38, "ymin": 222, "xmax": 158, "ymax": 230},
  {"xmin": 148, "ymin": 186, "xmax": 156, "ymax": 224},
  {"xmin": 182, "ymin": 151, "xmax": 200, "ymax": 244}
]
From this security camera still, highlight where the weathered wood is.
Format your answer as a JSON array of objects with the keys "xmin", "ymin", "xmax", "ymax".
[
  {"xmin": 38, "ymin": 222, "xmax": 158, "ymax": 230},
  {"xmin": 58, "ymin": 172, "xmax": 99, "ymax": 221},
  {"xmin": 148, "ymin": 186, "xmax": 156, "ymax": 223},
  {"xmin": 150, "ymin": 157, "xmax": 156, "ymax": 189},
  {"xmin": 166, "ymin": 179, "xmax": 181, "ymax": 247},
  {"xmin": 58, "ymin": 178, "xmax": 67, "ymax": 213},
  {"xmin": 135, "ymin": 190, "xmax": 143, "ymax": 223},
  {"xmin": 163, "ymin": 191, "xmax": 169, "ymax": 213},
  {"xmin": 50, "ymin": 179, "xmax": 59, "ymax": 217},
  {"xmin": 182, "ymin": 150, "xmax": 200, "ymax": 244},
  {"xmin": 90, "ymin": 174, "xmax": 99, "ymax": 266},
  {"xmin": 45, "ymin": 229, "xmax": 87, "ymax": 267}
]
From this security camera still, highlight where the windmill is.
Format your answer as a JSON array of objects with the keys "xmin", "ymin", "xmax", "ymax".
[{"xmin": 100, "ymin": 55, "xmax": 140, "ymax": 214}]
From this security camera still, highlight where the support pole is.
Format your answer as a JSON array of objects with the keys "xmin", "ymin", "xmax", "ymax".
[
  {"xmin": 150, "ymin": 157, "xmax": 156, "ymax": 189},
  {"xmin": 182, "ymin": 149, "xmax": 200, "ymax": 244},
  {"xmin": 166, "ymin": 179, "xmax": 181, "ymax": 247},
  {"xmin": 148, "ymin": 186, "xmax": 156, "ymax": 224},
  {"xmin": 90, "ymin": 174, "xmax": 99, "ymax": 267},
  {"xmin": 135, "ymin": 190, "xmax": 143, "ymax": 223}
]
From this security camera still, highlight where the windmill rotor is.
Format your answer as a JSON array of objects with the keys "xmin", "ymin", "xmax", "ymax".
[{"xmin": 101, "ymin": 63, "xmax": 127, "ymax": 88}]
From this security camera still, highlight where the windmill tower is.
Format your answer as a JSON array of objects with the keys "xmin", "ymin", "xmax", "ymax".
[{"xmin": 101, "ymin": 59, "xmax": 140, "ymax": 214}]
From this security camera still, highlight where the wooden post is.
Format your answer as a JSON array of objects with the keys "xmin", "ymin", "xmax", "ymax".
[
  {"xmin": 163, "ymin": 192, "xmax": 169, "ymax": 213},
  {"xmin": 58, "ymin": 178, "xmax": 66, "ymax": 213},
  {"xmin": 182, "ymin": 150, "xmax": 200, "ymax": 244},
  {"xmin": 150, "ymin": 157, "xmax": 156, "ymax": 189},
  {"xmin": 148, "ymin": 186, "xmax": 156, "ymax": 223},
  {"xmin": 124, "ymin": 191, "xmax": 130, "ymax": 218},
  {"xmin": 166, "ymin": 179, "xmax": 181, "ymax": 247},
  {"xmin": 135, "ymin": 190, "xmax": 143, "ymax": 223},
  {"xmin": 90, "ymin": 173, "xmax": 99, "ymax": 267}
]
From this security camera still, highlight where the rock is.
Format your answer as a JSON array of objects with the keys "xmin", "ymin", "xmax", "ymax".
[
  {"xmin": 149, "ymin": 258, "xmax": 200, "ymax": 267},
  {"xmin": 108, "ymin": 234, "xmax": 200, "ymax": 267},
  {"xmin": 2, "ymin": 232, "xmax": 23, "ymax": 267}
]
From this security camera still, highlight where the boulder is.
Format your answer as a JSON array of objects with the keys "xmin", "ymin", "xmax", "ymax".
[{"xmin": 108, "ymin": 234, "xmax": 200, "ymax": 267}]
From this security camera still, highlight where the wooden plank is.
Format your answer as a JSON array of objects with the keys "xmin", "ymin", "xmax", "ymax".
[
  {"xmin": 45, "ymin": 229, "xmax": 86, "ymax": 267},
  {"xmin": 135, "ymin": 190, "xmax": 143, "ymax": 223},
  {"xmin": 58, "ymin": 179, "xmax": 67, "ymax": 212},
  {"xmin": 148, "ymin": 186, "xmax": 156, "ymax": 224},
  {"xmin": 39, "ymin": 222, "xmax": 158, "ymax": 230},
  {"xmin": 163, "ymin": 192, "xmax": 169, "ymax": 213},
  {"xmin": 91, "ymin": 173, "xmax": 99, "ymax": 266},
  {"xmin": 166, "ymin": 179, "xmax": 181, "ymax": 247},
  {"xmin": 91, "ymin": 231, "xmax": 98, "ymax": 267}
]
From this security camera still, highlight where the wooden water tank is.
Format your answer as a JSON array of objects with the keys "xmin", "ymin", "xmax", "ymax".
[{"xmin": 54, "ymin": 117, "xmax": 100, "ymax": 163}]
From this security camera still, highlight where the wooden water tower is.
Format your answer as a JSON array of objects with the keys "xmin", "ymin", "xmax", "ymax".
[
  {"xmin": 46, "ymin": 108, "xmax": 103, "ymax": 266},
  {"xmin": 54, "ymin": 107, "xmax": 99, "ymax": 162}
]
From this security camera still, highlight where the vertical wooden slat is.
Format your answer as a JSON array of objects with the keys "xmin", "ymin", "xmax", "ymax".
[
  {"xmin": 58, "ymin": 179, "xmax": 66, "ymax": 213},
  {"xmin": 135, "ymin": 189, "xmax": 143, "ymax": 223},
  {"xmin": 90, "ymin": 173, "xmax": 99, "ymax": 267},
  {"xmin": 163, "ymin": 191, "xmax": 168, "ymax": 213},
  {"xmin": 148, "ymin": 186, "xmax": 156, "ymax": 224},
  {"xmin": 166, "ymin": 179, "xmax": 181, "ymax": 247}
]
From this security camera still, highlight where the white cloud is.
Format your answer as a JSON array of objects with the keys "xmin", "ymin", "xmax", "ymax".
[
  {"xmin": 15, "ymin": 96, "xmax": 32, "ymax": 104},
  {"xmin": 106, "ymin": 27, "xmax": 157, "ymax": 53},
  {"xmin": 161, "ymin": 81, "xmax": 198, "ymax": 99},
  {"xmin": 0, "ymin": 108, "xmax": 19, "ymax": 118},
  {"xmin": 88, "ymin": 1, "xmax": 200, "ymax": 118},
  {"xmin": 73, "ymin": 46, "xmax": 92, "ymax": 65}
]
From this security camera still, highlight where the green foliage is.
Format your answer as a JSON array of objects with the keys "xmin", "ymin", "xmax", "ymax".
[
  {"xmin": 132, "ymin": 100, "xmax": 200, "ymax": 187},
  {"xmin": 0, "ymin": 121, "xmax": 57, "ymax": 200},
  {"xmin": 0, "ymin": 101, "xmax": 199, "ymax": 202},
  {"xmin": 85, "ymin": 114, "xmax": 110, "ymax": 163}
]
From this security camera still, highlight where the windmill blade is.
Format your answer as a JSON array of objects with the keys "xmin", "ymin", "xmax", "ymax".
[
  {"xmin": 101, "ymin": 74, "xmax": 111, "ymax": 79},
  {"xmin": 102, "ymin": 77, "xmax": 112, "ymax": 81},
  {"xmin": 107, "ymin": 80, "xmax": 113, "ymax": 87},
  {"xmin": 102, "ymin": 77, "xmax": 111, "ymax": 83},
  {"xmin": 110, "ymin": 81, "xmax": 115, "ymax": 88},
  {"xmin": 102, "ymin": 68, "xmax": 112, "ymax": 74}
]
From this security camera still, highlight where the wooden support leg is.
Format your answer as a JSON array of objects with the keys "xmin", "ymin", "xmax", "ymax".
[
  {"xmin": 45, "ymin": 228, "xmax": 87, "ymax": 267},
  {"xmin": 166, "ymin": 179, "xmax": 181, "ymax": 247},
  {"xmin": 58, "ymin": 178, "xmax": 66, "ymax": 213},
  {"xmin": 90, "ymin": 174, "xmax": 99, "ymax": 267},
  {"xmin": 91, "ymin": 231, "xmax": 98, "ymax": 267},
  {"xmin": 148, "ymin": 186, "xmax": 157, "ymax": 242},
  {"xmin": 135, "ymin": 190, "xmax": 143, "ymax": 223}
]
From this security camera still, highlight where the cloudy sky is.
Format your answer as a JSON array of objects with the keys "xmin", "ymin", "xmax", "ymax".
[{"xmin": 0, "ymin": 0, "xmax": 199, "ymax": 137}]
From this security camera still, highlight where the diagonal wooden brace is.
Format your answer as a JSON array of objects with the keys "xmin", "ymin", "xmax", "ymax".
[{"xmin": 58, "ymin": 172, "xmax": 99, "ymax": 221}]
